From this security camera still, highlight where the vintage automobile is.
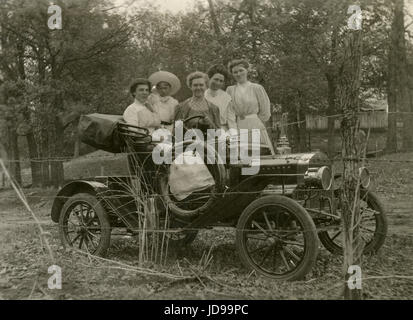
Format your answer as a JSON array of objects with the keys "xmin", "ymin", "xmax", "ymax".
[{"xmin": 50, "ymin": 114, "xmax": 388, "ymax": 281}]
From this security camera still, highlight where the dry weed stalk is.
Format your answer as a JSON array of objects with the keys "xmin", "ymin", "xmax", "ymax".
[
  {"xmin": 71, "ymin": 248, "xmax": 190, "ymax": 280},
  {"xmin": 113, "ymin": 138, "xmax": 171, "ymax": 266},
  {"xmin": 0, "ymin": 159, "xmax": 54, "ymax": 263}
]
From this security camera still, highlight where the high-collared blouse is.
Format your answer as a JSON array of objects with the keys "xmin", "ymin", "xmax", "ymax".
[
  {"xmin": 174, "ymin": 97, "xmax": 221, "ymax": 129},
  {"xmin": 204, "ymin": 89, "xmax": 236, "ymax": 130},
  {"xmin": 123, "ymin": 100, "xmax": 161, "ymax": 133},
  {"xmin": 148, "ymin": 93, "xmax": 179, "ymax": 124},
  {"xmin": 226, "ymin": 81, "xmax": 271, "ymax": 123}
]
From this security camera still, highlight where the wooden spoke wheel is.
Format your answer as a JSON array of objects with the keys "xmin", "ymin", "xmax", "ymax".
[
  {"xmin": 236, "ymin": 195, "xmax": 319, "ymax": 281},
  {"xmin": 318, "ymin": 190, "xmax": 388, "ymax": 255},
  {"xmin": 59, "ymin": 193, "xmax": 111, "ymax": 257}
]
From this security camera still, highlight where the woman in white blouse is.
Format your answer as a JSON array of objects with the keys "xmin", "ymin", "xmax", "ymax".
[
  {"xmin": 123, "ymin": 78, "xmax": 161, "ymax": 134},
  {"xmin": 204, "ymin": 64, "xmax": 236, "ymax": 132},
  {"xmin": 148, "ymin": 71, "xmax": 181, "ymax": 131},
  {"xmin": 226, "ymin": 59, "xmax": 275, "ymax": 154}
]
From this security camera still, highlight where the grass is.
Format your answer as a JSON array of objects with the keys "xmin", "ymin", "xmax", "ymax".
[{"xmin": 0, "ymin": 222, "xmax": 411, "ymax": 299}]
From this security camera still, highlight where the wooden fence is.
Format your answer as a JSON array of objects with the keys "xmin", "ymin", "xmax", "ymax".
[{"xmin": 306, "ymin": 111, "xmax": 387, "ymax": 130}]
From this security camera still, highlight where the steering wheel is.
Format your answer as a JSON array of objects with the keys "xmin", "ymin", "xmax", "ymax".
[{"xmin": 181, "ymin": 115, "xmax": 206, "ymax": 131}]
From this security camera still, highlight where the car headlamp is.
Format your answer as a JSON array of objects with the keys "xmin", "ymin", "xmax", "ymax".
[
  {"xmin": 359, "ymin": 167, "xmax": 370, "ymax": 188},
  {"xmin": 304, "ymin": 166, "xmax": 333, "ymax": 190}
]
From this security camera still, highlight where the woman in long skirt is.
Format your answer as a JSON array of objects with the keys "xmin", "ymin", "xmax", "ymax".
[{"xmin": 226, "ymin": 59, "xmax": 275, "ymax": 155}]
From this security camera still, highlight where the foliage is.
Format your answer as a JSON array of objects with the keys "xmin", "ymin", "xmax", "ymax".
[{"xmin": 0, "ymin": 0, "xmax": 409, "ymax": 179}]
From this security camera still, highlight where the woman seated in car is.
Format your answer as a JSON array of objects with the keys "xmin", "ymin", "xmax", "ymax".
[
  {"xmin": 174, "ymin": 71, "xmax": 221, "ymax": 131},
  {"xmin": 123, "ymin": 78, "xmax": 161, "ymax": 134},
  {"xmin": 148, "ymin": 71, "xmax": 181, "ymax": 132}
]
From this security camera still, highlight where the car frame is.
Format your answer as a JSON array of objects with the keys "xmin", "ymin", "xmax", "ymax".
[{"xmin": 50, "ymin": 118, "xmax": 388, "ymax": 281}]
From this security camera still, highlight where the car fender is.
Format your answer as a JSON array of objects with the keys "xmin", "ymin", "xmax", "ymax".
[{"xmin": 50, "ymin": 180, "xmax": 108, "ymax": 223}]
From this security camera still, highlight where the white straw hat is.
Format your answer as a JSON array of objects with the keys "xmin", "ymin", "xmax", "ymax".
[{"xmin": 148, "ymin": 71, "xmax": 181, "ymax": 96}]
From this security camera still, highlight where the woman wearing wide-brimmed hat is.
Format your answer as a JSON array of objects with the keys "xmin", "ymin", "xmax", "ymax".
[{"xmin": 148, "ymin": 70, "xmax": 181, "ymax": 131}]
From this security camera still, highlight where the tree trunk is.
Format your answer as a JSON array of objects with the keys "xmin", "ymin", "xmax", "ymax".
[
  {"xmin": 386, "ymin": 72, "xmax": 398, "ymax": 152},
  {"xmin": 36, "ymin": 45, "xmax": 51, "ymax": 187},
  {"xmin": 387, "ymin": 0, "xmax": 413, "ymax": 151},
  {"xmin": 49, "ymin": 87, "xmax": 65, "ymax": 188},
  {"xmin": 16, "ymin": 36, "xmax": 42, "ymax": 186},
  {"xmin": 0, "ymin": 141, "xmax": 9, "ymax": 187},
  {"xmin": 297, "ymin": 91, "xmax": 307, "ymax": 152},
  {"xmin": 26, "ymin": 131, "xmax": 42, "ymax": 187},
  {"xmin": 338, "ymin": 30, "xmax": 363, "ymax": 300},
  {"xmin": 7, "ymin": 125, "xmax": 21, "ymax": 185},
  {"xmin": 39, "ymin": 128, "xmax": 50, "ymax": 187},
  {"xmin": 396, "ymin": 0, "xmax": 413, "ymax": 151},
  {"xmin": 50, "ymin": 116, "xmax": 65, "ymax": 188},
  {"xmin": 287, "ymin": 110, "xmax": 298, "ymax": 152},
  {"xmin": 325, "ymin": 26, "xmax": 339, "ymax": 158},
  {"xmin": 207, "ymin": 0, "xmax": 222, "ymax": 37},
  {"xmin": 20, "ymin": 111, "xmax": 42, "ymax": 187},
  {"xmin": 289, "ymin": 101, "xmax": 306, "ymax": 153},
  {"xmin": 326, "ymin": 74, "xmax": 337, "ymax": 156},
  {"xmin": 35, "ymin": 116, "xmax": 51, "ymax": 188}
]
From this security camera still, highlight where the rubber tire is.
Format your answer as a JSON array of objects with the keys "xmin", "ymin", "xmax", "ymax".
[
  {"xmin": 235, "ymin": 195, "xmax": 319, "ymax": 281},
  {"xmin": 158, "ymin": 140, "xmax": 226, "ymax": 219},
  {"xmin": 59, "ymin": 193, "xmax": 111, "ymax": 257},
  {"xmin": 318, "ymin": 190, "xmax": 388, "ymax": 255}
]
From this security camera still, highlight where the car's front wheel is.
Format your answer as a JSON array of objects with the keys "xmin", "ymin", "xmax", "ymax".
[{"xmin": 235, "ymin": 195, "xmax": 319, "ymax": 281}]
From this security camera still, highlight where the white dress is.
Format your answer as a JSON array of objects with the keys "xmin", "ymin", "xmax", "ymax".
[
  {"xmin": 204, "ymin": 89, "xmax": 236, "ymax": 131},
  {"xmin": 148, "ymin": 93, "xmax": 178, "ymax": 125},
  {"xmin": 226, "ymin": 81, "xmax": 275, "ymax": 154},
  {"xmin": 123, "ymin": 100, "xmax": 161, "ymax": 134}
]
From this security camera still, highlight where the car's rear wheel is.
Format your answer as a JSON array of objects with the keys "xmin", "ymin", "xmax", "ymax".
[
  {"xmin": 235, "ymin": 195, "xmax": 319, "ymax": 281},
  {"xmin": 59, "ymin": 193, "xmax": 111, "ymax": 257}
]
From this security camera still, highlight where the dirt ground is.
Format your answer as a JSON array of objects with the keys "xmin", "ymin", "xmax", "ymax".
[{"xmin": 0, "ymin": 152, "xmax": 412, "ymax": 300}]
